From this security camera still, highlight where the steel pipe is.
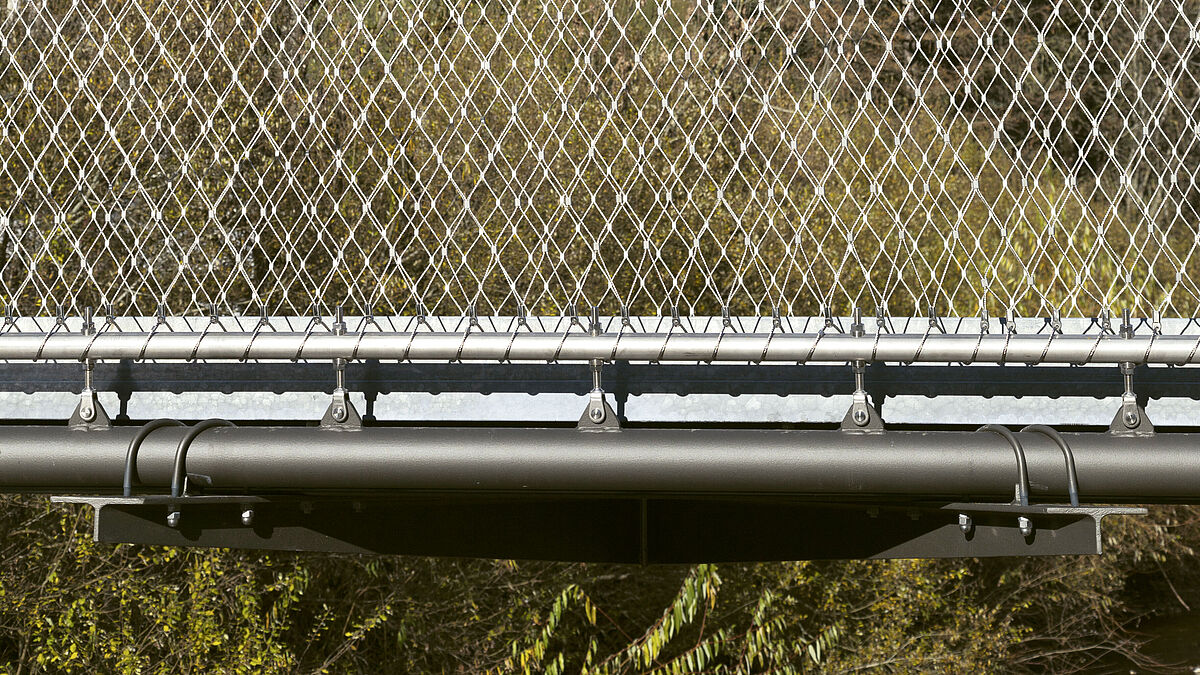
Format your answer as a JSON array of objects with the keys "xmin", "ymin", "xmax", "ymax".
[
  {"xmin": 3, "ymin": 426, "xmax": 1200, "ymax": 502},
  {"xmin": 0, "ymin": 331, "xmax": 1195, "ymax": 365}
]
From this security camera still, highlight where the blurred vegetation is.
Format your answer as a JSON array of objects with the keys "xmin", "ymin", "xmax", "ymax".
[
  {"xmin": 4, "ymin": 0, "xmax": 1200, "ymax": 671},
  {"xmin": 2, "ymin": 496, "xmax": 1200, "ymax": 672}
]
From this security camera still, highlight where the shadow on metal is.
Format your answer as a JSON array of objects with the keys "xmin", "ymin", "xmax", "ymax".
[{"xmin": 53, "ymin": 495, "xmax": 1143, "ymax": 563}]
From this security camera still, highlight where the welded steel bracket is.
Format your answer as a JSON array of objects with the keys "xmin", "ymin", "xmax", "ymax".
[
  {"xmin": 319, "ymin": 308, "xmax": 363, "ymax": 429},
  {"xmin": 1110, "ymin": 392, "xmax": 1153, "ymax": 436},
  {"xmin": 69, "ymin": 311, "xmax": 110, "ymax": 430},
  {"xmin": 68, "ymin": 388, "xmax": 110, "ymax": 429},
  {"xmin": 577, "ymin": 307, "xmax": 621, "ymax": 430},
  {"xmin": 320, "ymin": 389, "xmax": 362, "ymax": 428},
  {"xmin": 578, "ymin": 390, "xmax": 620, "ymax": 430},
  {"xmin": 52, "ymin": 495, "xmax": 1145, "ymax": 563},
  {"xmin": 839, "ymin": 309, "xmax": 884, "ymax": 433},
  {"xmin": 840, "ymin": 388, "xmax": 883, "ymax": 433},
  {"xmin": 1110, "ymin": 313, "xmax": 1154, "ymax": 436}
]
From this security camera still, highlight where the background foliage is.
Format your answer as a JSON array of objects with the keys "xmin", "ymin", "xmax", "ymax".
[{"xmin": 1, "ymin": 496, "xmax": 1199, "ymax": 672}]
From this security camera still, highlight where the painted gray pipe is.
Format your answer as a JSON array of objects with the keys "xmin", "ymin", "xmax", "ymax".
[
  {"xmin": 2, "ymin": 426, "xmax": 1199, "ymax": 502},
  {"xmin": 3, "ymin": 331, "xmax": 1200, "ymax": 364}
]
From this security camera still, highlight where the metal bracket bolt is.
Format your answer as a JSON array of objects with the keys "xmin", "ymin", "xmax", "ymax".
[
  {"xmin": 844, "ymin": 307, "xmax": 881, "ymax": 431},
  {"xmin": 850, "ymin": 363, "xmax": 871, "ymax": 428},
  {"xmin": 579, "ymin": 307, "xmax": 618, "ymax": 429},
  {"xmin": 1120, "ymin": 360, "xmax": 1139, "ymax": 428},
  {"xmin": 1018, "ymin": 516, "xmax": 1034, "ymax": 538},
  {"xmin": 1113, "ymin": 309, "xmax": 1151, "ymax": 434},
  {"xmin": 851, "ymin": 406, "xmax": 869, "ymax": 427},
  {"xmin": 322, "ymin": 305, "xmax": 360, "ymax": 427},
  {"xmin": 69, "ymin": 306, "xmax": 110, "ymax": 428},
  {"xmin": 587, "ymin": 308, "xmax": 606, "ymax": 424},
  {"xmin": 587, "ymin": 392, "xmax": 606, "ymax": 424}
]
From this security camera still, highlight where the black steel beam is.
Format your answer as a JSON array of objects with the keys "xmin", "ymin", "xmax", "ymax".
[{"xmin": 0, "ymin": 361, "xmax": 1193, "ymax": 398}]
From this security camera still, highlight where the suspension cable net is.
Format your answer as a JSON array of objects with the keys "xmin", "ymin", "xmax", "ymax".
[{"xmin": 2, "ymin": 0, "xmax": 1198, "ymax": 318}]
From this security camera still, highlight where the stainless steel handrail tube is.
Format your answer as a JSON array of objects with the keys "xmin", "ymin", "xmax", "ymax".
[
  {"xmin": 4, "ymin": 426, "xmax": 1200, "ymax": 502},
  {"xmin": 3, "ymin": 332, "xmax": 1200, "ymax": 364}
]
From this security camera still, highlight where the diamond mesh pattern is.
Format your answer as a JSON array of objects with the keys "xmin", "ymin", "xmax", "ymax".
[{"xmin": 2, "ymin": 0, "xmax": 1198, "ymax": 317}]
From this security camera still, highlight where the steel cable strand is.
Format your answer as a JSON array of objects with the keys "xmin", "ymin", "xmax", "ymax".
[
  {"xmin": 453, "ymin": 311, "xmax": 479, "ymax": 363},
  {"xmin": 550, "ymin": 313, "xmax": 581, "ymax": 364},
  {"xmin": 1033, "ymin": 329, "xmax": 1055, "ymax": 366},
  {"xmin": 655, "ymin": 313, "xmax": 680, "ymax": 364},
  {"xmin": 608, "ymin": 314, "xmax": 627, "ymax": 364},
  {"xmin": 801, "ymin": 318, "xmax": 827, "ymax": 366},
  {"xmin": 400, "ymin": 314, "xmax": 428, "ymax": 363},
  {"xmin": 187, "ymin": 311, "xmax": 225, "ymax": 363},
  {"xmin": 756, "ymin": 312, "xmax": 780, "ymax": 364},
  {"xmin": 81, "ymin": 310, "xmax": 117, "ymax": 363},
  {"xmin": 501, "ymin": 312, "xmax": 531, "ymax": 363},
  {"xmin": 34, "ymin": 316, "xmax": 65, "ymax": 363},
  {"xmin": 293, "ymin": 311, "xmax": 331, "ymax": 362},
  {"xmin": 1176, "ymin": 319, "xmax": 1200, "ymax": 367},
  {"xmin": 707, "ymin": 315, "xmax": 729, "ymax": 364},
  {"xmin": 350, "ymin": 314, "xmax": 379, "ymax": 364},
  {"xmin": 999, "ymin": 325, "xmax": 1014, "ymax": 366},
  {"xmin": 903, "ymin": 319, "xmax": 936, "ymax": 366},
  {"xmin": 239, "ymin": 314, "xmax": 274, "ymax": 363},
  {"xmin": 136, "ymin": 309, "xmax": 177, "ymax": 363}
]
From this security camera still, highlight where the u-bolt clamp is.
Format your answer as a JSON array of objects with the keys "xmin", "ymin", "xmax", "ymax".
[
  {"xmin": 122, "ymin": 418, "xmax": 185, "ymax": 497},
  {"xmin": 978, "ymin": 424, "xmax": 1034, "ymax": 537},
  {"xmin": 167, "ymin": 419, "xmax": 235, "ymax": 527},
  {"xmin": 1021, "ymin": 424, "xmax": 1080, "ymax": 507}
]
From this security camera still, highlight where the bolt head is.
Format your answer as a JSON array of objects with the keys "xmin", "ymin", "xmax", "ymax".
[
  {"xmin": 333, "ymin": 406, "xmax": 347, "ymax": 423},
  {"xmin": 852, "ymin": 408, "xmax": 869, "ymax": 426},
  {"xmin": 241, "ymin": 508, "xmax": 255, "ymax": 527},
  {"xmin": 589, "ymin": 406, "xmax": 605, "ymax": 423},
  {"xmin": 1018, "ymin": 516, "xmax": 1033, "ymax": 537},
  {"xmin": 80, "ymin": 406, "xmax": 94, "ymax": 422},
  {"xmin": 1123, "ymin": 410, "xmax": 1140, "ymax": 428},
  {"xmin": 166, "ymin": 510, "xmax": 181, "ymax": 528},
  {"xmin": 958, "ymin": 513, "xmax": 973, "ymax": 535}
]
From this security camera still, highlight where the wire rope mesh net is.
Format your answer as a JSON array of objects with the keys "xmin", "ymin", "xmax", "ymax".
[{"xmin": 1, "ymin": 0, "xmax": 1198, "ymax": 318}]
